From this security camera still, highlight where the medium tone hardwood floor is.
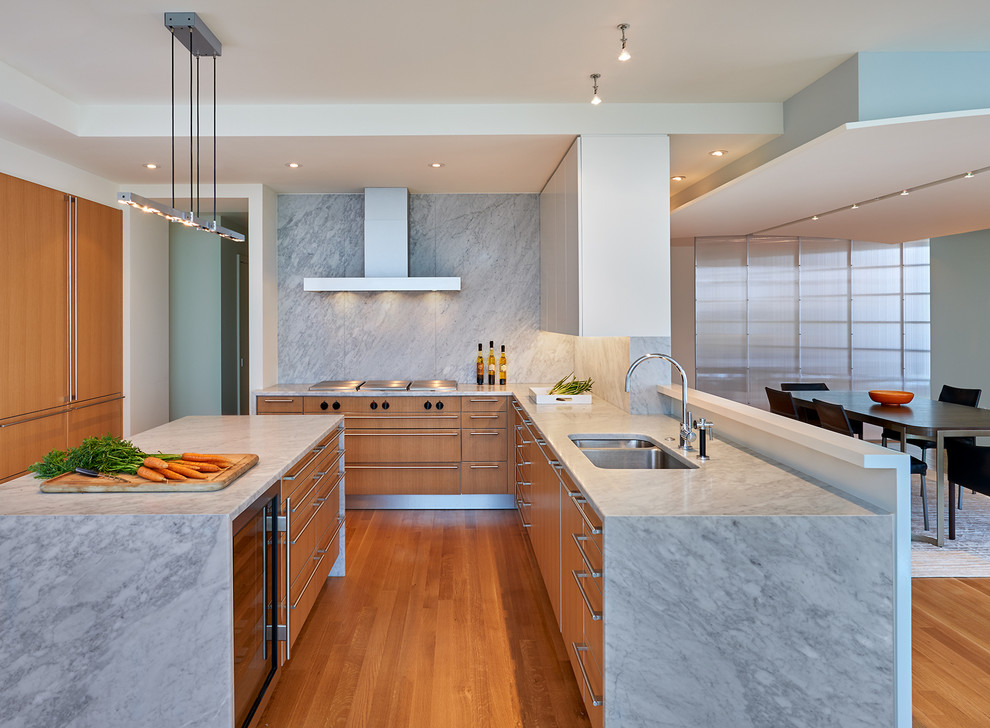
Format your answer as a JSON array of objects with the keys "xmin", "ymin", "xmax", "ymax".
[
  {"xmin": 258, "ymin": 510, "xmax": 590, "ymax": 728},
  {"xmin": 913, "ymin": 578, "xmax": 990, "ymax": 728}
]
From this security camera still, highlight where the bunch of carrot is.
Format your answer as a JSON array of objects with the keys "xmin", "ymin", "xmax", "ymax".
[{"xmin": 136, "ymin": 453, "xmax": 235, "ymax": 483}]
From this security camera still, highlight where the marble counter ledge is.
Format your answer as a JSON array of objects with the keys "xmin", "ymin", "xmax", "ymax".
[
  {"xmin": 255, "ymin": 383, "xmax": 520, "ymax": 397},
  {"xmin": 0, "ymin": 414, "xmax": 343, "ymax": 519}
]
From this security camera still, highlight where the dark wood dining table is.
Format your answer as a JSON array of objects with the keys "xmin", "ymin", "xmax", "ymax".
[{"xmin": 789, "ymin": 390, "xmax": 990, "ymax": 546}]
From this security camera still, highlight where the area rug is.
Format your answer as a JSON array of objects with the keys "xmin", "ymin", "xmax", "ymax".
[{"xmin": 910, "ymin": 482, "xmax": 990, "ymax": 578}]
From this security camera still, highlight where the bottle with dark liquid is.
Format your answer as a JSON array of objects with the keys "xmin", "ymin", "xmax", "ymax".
[
  {"xmin": 476, "ymin": 343, "xmax": 484, "ymax": 385},
  {"xmin": 487, "ymin": 341, "xmax": 496, "ymax": 385},
  {"xmin": 499, "ymin": 345, "xmax": 507, "ymax": 385}
]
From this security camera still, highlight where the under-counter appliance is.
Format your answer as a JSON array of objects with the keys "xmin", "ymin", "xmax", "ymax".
[{"xmin": 232, "ymin": 481, "xmax": 280, "ymax": 728}]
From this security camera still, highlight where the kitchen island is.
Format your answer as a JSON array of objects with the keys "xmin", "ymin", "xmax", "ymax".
[{"xmin": 0, "ymin": 414, "xmax": 344, "ymax": 728}]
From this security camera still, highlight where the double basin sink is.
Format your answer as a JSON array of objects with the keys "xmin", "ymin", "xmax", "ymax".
[{"xmin": 569, "ymin": 435, "xmax": 695, "ymax": 470}]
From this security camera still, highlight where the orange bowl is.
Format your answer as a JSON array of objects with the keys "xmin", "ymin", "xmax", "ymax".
[{"xmin": 869, "ymin": 390, "xmax": 914, "ymax": 405}]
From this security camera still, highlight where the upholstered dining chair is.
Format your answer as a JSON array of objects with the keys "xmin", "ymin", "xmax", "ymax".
[
  {"xmin": 765, "ymin": 387, "xmax": 800, "ymax": 420},
  {"xmin": 781, "ymin": 382, "xmax": 864, "ymax": 438},
  {"xmin": 946, "ymin": 440, "xmax": 990, "ymax": 539},
  {"xmin": 814, "ymin": 398, "xmax": 932, "ymax": 530}
]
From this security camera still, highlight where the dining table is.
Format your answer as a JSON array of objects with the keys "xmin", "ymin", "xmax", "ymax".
[{"xmin": 788, "ymin": 390, "xmax": 990, "ymax": 546}]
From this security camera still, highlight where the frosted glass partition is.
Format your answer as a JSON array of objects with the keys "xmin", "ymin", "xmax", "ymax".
[{"xmin": 695, "ymin": 236, "xmax": 931, "ymax": 407}]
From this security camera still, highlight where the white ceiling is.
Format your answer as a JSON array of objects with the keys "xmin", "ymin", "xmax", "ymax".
[{"xmin": 3, "ymin": 0, "xmax": 990, "ymax": 235}]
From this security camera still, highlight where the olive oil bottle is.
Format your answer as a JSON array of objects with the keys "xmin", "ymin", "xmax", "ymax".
[
  {"xmin": 499, "ymin": 345, "xmax": 507, "ymax": 385},
  {"xmin": 476, "ymin": 343, "xmax": 484, "ymax": 385},
  {"xmin": 487, "ymin": 341, "xmax": 496, "ymax": 385}
]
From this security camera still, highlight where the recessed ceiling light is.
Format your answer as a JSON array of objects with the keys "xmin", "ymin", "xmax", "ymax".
[
  {"xmin": 811, "ymin": 215, "xmax": 819, "ymax": 221},
  {"xmin": 965, "ymin": 171, "xmax": 975, "ymax": 178},
  {"xmin": 143, "ymin": 163, "xmax": 158, "ymax": 170},
  {"xmin": 285, "ymin": 162, "xmax": 301, "ymax": 168},
  {"xmin": 851, "ymin": 204, "xmax": 859, "ymax": 209},
  {"xmin": 429, "ymin": 162, "xmax": 445, "ymax": 168},
  {"xmin": 900, "ymin": 189, "xmax": 909, "ymax": 196},
  {"xmin": 671, "ymin": 175, "xmax": 686, "ymax": 182},
  {"xmin": 709, "ymin": 150, "xmax": 728, "ymax": 157}
]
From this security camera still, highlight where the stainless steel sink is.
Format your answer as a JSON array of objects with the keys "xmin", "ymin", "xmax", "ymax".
[
  {"xmin": 580, "ymin": 447, "xmax": 693, "ymax": 470},
  {"xmin": 570, "ymin": 437, "xmax": 657, "ymax": 449},
  {"xmin": 568, "ymin": 434, "xmax": 695, "ymax": 469}
]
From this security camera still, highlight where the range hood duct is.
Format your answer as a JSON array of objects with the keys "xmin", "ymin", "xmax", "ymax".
[{"xmin": 304, "ymin": 188, "xmax": 461, "ymax": 292}]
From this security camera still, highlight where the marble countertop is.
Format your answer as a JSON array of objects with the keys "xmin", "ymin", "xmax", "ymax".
[
  {"xmin": 507, "ymin": 387, "xmax": 882, "ymax": 520},
  {"xmin": 0, "ymin": 415, "xmax": 343, "ymax": 519}
]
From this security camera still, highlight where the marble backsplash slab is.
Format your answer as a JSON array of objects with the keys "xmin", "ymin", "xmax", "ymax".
[
  {"xmin": 277, "ymin": 193, "xmax": 573, "ymax": 383},
  {"xmin": 574, "ymin": 336, "xmax": 671, "ymax": 414}
]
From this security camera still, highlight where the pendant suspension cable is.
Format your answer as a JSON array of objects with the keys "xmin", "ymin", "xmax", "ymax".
[
  {"xmin": 188, "ymin": 27, "xmax": 194, "ymax": 220},
  {"xmin": 213, "ymin": 55, "xmax": 217, "ymax": 226},
  {"xmin": 171, "ymin": 29, "xmax": 175, "ymax": 209},
  {"xmin": 196, "ymin": 54, "xmax": 200, "ymax": 218}
]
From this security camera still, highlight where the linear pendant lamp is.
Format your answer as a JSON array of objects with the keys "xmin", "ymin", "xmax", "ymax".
[{"xmin": 118, "ymin": 12, "xmax": 244, "ymax": 242}]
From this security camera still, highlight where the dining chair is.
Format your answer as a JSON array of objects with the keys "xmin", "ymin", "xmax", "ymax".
[
  {"xmin": 765, "ymin": 387, "xmax": 800, "ymax": 420},
  {"xmin": 781, "ymin": 382, "xmax": 864, "ymax": 438},
  {"xmin": 945, "ymin": 440, "xmax": 990, "ymax": 539},
  {"xmin": 814, "ymin": 398, "xmax": 932, "ymax": 530},
  {"xmin": 881, "ymin": 385, "xmax": 982, "ymax": 460}
]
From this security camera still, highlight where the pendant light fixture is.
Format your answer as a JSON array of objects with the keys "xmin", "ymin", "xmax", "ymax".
[
  {"xmin": 590, "ymin": 73, "xmax": 602, "ymax": 105},
  {"xmin": 118, "ymin": 12, "xmax": 244, "ymax": 242},
  {"xmin": 617, "ymin": 24, "xmax": 631, "ymax": 62}
]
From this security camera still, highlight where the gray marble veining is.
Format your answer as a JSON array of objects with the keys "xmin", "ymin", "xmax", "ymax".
[
  {"xmin": 0, "ymin": 514, "xmax": 231, "ymax": 728},
  {"xmin": 276, "ymin": 193, "xmax": 573, "ymax": 383},
  {"xmin": 605, "ymin": 515, "xmax": 894, "ymax": 727}
]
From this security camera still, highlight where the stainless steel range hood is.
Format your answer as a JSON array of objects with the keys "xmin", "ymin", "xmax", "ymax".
[{"xmin": 303, "ymin": 188, "xmax": 461, "ymax": 292}]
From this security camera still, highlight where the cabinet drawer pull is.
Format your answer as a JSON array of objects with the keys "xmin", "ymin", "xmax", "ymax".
[
  {"xmin": 316, "ymin": 517, "xmax": 346, "ymax": 554},
  {"xmin": 347, "ymin": 431, "xmax": 459, "ymax": 436},
  {"xmin": 572, "ymin": 570, "xmax": 603, "ymax": 621},
  {"xmin": 263, "ymin": 398, "xmax": 295, "ymax": 403},
  {"xmin": 347, "ymin": 414, "xmax": 459, "ymax": 420},
  {"xmin": 470, "ymin": 398, "xmax": 500, "ymax": 402},
  {"xmin": 574, "ymin": 498, "xmax": 603, "ymax": 535},
  {"xmin": 470, "ymin": 414, "xmax": 499, "ymax": 419},
  {"xmin": 516, "ymin": 481, "xmax": 532, "ymax": 486},
  {"xmin": 469, "ymin": 464, "xmax": 500, "ymax": 469},
  {"xmin": 571, "ymin": 533, "xmax": 603, "ymax": 578},
  {"xmin": 516, "ymin": 460, "xmax": 532, "ymax": 466},
  {"xmin": 469, "ymin": 431, "xmax": 501, "ymax": 436},
  {"xmin": 571, "ymin": 643, "xmax": 603, "ymax": 707},
  {"xmin": 347, "ymin": 464, "xmax": 459, "ymax": 470}
]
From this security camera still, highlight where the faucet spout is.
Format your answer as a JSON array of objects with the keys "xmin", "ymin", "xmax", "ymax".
[{"xmin": 624, "ymin": 353, "xmax": 696, "ymax": 450}]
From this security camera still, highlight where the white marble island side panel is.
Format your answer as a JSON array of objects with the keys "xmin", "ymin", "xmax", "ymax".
[
  {"xmin": 511, "ymin": 392, "xmax": 901, "ymax": 728},
  {"xmin": 0, "ymin": 415, "xmax": 342, "ymax": 728}
]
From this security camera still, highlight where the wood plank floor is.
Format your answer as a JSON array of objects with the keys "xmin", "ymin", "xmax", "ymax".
[
  {"xmin": 913, "ymin": 578, "xmax": 990, "ymax": 728},
  {"xmin": 257, "ymin": 510, "xmax": 590, "ymax": 728}
]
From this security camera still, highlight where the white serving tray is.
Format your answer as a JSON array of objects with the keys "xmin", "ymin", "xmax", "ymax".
[{"xmin": 529, "ymin": 387, "xmax": 592, "ymax": 405}]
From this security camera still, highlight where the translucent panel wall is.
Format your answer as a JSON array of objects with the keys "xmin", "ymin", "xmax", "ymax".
[{"xmin": 695, "ymin": 236, "xmax": 931, "ymax": 407}]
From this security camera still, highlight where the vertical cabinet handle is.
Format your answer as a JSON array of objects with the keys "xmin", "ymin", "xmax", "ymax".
[
  {"xmin": 284, "ymin": 496, "xmax": 291, "ymax": 661},
  {"xmin": 571, "ymin": 643, "xmax": 604, "ymax": 707}
]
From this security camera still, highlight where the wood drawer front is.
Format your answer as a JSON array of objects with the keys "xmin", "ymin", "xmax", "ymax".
[
  {"xmin": 461, "ymin": 396, "xmax": 507, "ymax": 413},
  {"xmin": 345, "ymin": 412, "xmax": 461, "ymax": 429},
  {"xmin": 462, "ymin": 461, "xmax": 509, "ymax": 494},
  {"xmin": 347, "ymin": 429, "xmax": 460, "ymax": 462},
  {"xmin": 288, "ymin": 478, "xmax": 322, "ymax": 536},
  {"xmin": 459, "ymin": 411, "xmax": 507, "ymax": 428},
  {"xmin": 257, "ymin": 396, "xmax": 304, "ymax": 414},
  {"xmin": 315, "ymin": 482, "xmax": 342, "ymax": 543},
  {"xmin": 0, "ymin": 410, "xmax": 66, "ymax": 483},
  {"xmin": 346, "ymin": 463, "xmax": 461, "ymax": 495},
  {"xmin": 289, "ymin": 513, "xmax": 318, "ymax": 598},
  {"xmin": 461, "ymin": 428, "xmax": 507, "ymax": 462},
  {"xmin": 282, "ymin": 448, "xmax": 325, "ymax": 502},
  {"xmin": 289, "ymin": 525, "xmax": 340, "ymax": 650}
]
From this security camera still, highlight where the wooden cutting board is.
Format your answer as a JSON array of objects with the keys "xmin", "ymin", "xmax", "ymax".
[{"xmin": 40, "ymin": 454, "xmax": 260, "ymax": 493}]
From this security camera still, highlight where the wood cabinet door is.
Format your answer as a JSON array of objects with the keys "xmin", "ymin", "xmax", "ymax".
[
  {"xmin": 67, "ymin": 397, "xmax": 123, "ymax": 447},
  {"xmin": 0, "ymin": 174, "xmax": 69, "ymax": 419},
  {"xmin": 73, "ymin": 197, "xmax": 123, "ymax": 402},
  {"xmin": 560, "ymin": 474, "xmax": 586, "ymax": 687},
  {"xmin": 0, "ymin": 410, "xmax": 67, "ymax": 482}
]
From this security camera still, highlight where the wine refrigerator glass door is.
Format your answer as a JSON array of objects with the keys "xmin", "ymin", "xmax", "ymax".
[{"xmin": 232, "ymin": 485, "xmax": 279, "ymax": 727}]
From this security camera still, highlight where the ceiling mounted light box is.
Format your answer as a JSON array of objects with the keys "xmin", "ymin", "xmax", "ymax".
[{"xmin": 303, "ymin": 188, "xmax": 461, "ymax": 292}]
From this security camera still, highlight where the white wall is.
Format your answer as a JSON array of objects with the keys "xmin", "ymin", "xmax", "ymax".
[
  {"xmin": 0, "ymin": 137, "xmax": 117, "ymax": 206},
  {"xmin": 930, "ymin": 229, "xmax": 990, "ymax": 403},
  {"xmin": 123, "ymin": 209, "xmax": 170, "ymax": 434}
]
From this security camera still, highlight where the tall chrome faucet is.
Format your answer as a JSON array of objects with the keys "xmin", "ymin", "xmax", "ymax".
[{"xmin": 624, "ymin": 353, "xmax": 696, "ymax": 450}]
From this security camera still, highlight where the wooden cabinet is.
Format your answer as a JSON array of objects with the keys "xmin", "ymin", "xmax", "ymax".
[
  {"xmin": 256, "ymin": 396, "xmax": 304, "ymax": 414},
  {"xmin": 281, "ymin": 426, "xmax": 345, "ymax": 655},
  {"xmin": 0, "ymin": 411, "xmax": 67, "ymax": 484},
  {"xmin": 513, "ymin": 396, "xmax": 605, "ymax": 726},
  {"xmin": 461, "ymin": 395, "xmax": 509, "ymax": 494},
  {"xmin": 539, "ymin": 135, "xmax": 670, "ymax": 337},
  {"xmin": 0, "ymin": 174, "xmax": 123, "ymax": 482},
  {"xmin": 67, "ymin": 397, "xmax": 123, "ymax": 448}
]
